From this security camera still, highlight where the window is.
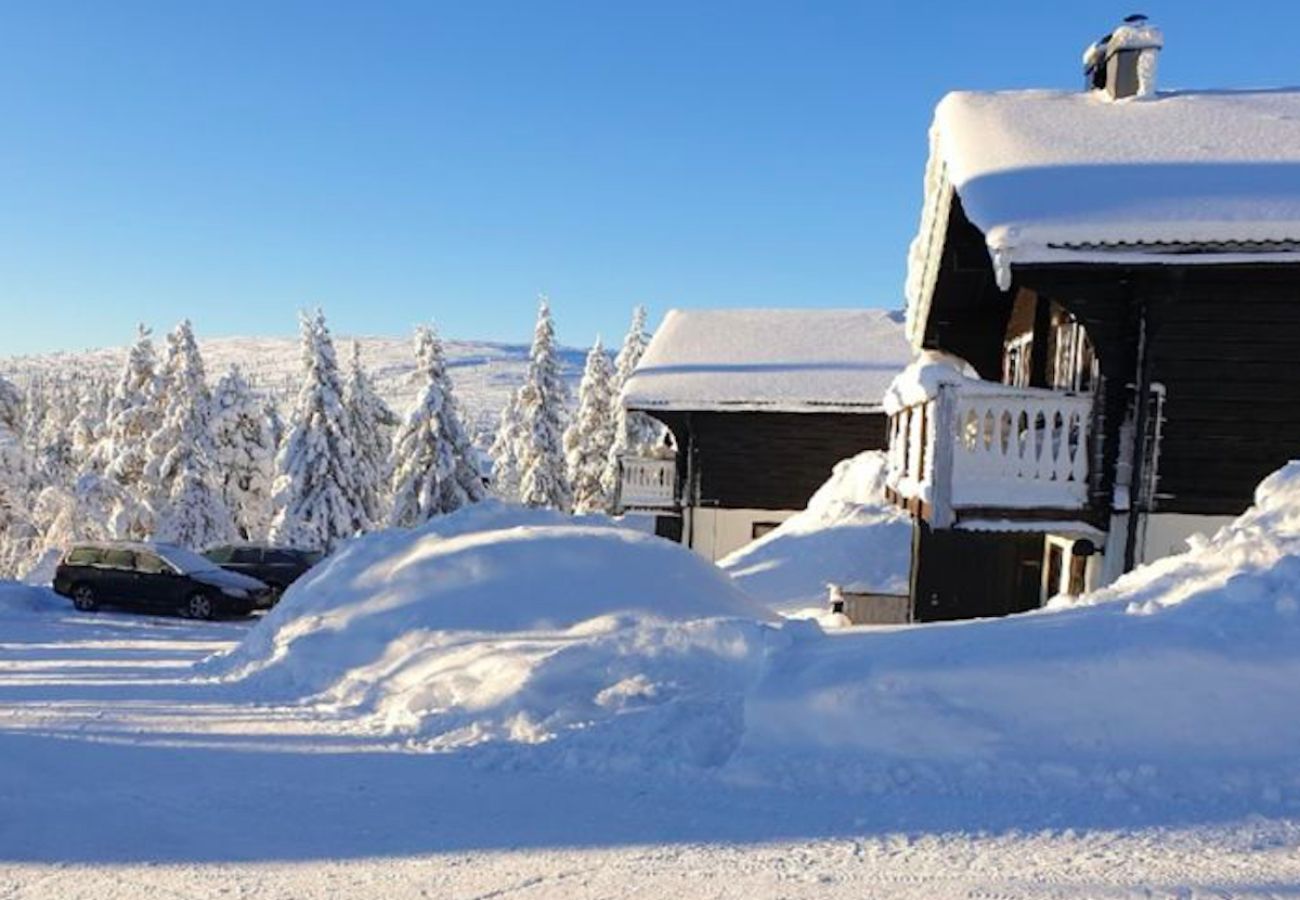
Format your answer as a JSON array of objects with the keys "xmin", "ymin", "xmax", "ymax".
[
  {"xmin": 66, "ymin": 547, "xmax": 103, "ymax": 566},
  {"xmin": 751, "ymin": 522, "xmax": 781, "ymax": 540},
  {"xmin": 1051, "ymin": 319, "xmax": 1097, "ymax": 392},
  {"xmin": 205, "ymin": 546, "xmax": 235, "ymax": 564},
  {"xmin": 134, "ymin": 552, "xmax": 170, "ymax": 575},
  {"xmin": 102, "ymin": 549, "xmax": 136, "ymax": 570},
  {"xmin": 1003, "ymin": 333, "xmax": 1033, "ymax": 387},
  {"xmin": 231, "ymin": 547, "xmax": 262, "ymax": 565}
]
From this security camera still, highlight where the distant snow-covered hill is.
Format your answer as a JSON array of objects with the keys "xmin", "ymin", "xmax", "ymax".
[{"xmin": 0, "ymin": 335, "xmax": 588, "ymax": 439}]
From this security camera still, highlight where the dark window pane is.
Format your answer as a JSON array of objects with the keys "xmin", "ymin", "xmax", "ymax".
[
  {"xmin": 231, "ymin": 548, "xmax": 261, "ymax": 564},
  {"xmin": 205, "ymin": 546, "xmax": 235, "ymax": 564}
]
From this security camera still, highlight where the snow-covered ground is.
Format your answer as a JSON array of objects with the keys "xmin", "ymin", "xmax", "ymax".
[
  {"xmin": 5, "ymin": 467, "xmax": 1300, "ymax": 896},
  {"xmin": 3, "ymin": 607, "xmax": 1298, "ymax": 898},
  {"xmin": 719, "ymin": 450, "xmax": 911, "ymax": 616}
]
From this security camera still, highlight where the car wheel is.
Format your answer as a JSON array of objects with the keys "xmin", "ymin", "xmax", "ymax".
[
  {"xmin": 186, "ymin": 593, "xmax": 216, "ymax": 620},
  {"xmin": 71, "ymin": 584, "xmax": 98, "ymax": 612}
]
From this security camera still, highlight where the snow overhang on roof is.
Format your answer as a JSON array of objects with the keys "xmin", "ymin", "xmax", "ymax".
[
  {"xmin": 622, "ymin": 308, "xmax": 913, "ymax": 414},
  {"xmin": 903, "ymin": 88, "xmax": 1300, "ymax": 347}
]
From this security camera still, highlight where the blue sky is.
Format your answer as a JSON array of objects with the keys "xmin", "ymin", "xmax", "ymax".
[{"xmin": 2, "ymin": 1, "xmax": 1298, "ymax": 354}]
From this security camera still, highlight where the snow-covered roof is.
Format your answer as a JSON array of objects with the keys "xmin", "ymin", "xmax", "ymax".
[
  {"xmin": 905, "ymin": 88, "xmax": 1300, "ymax": 345},
  {"xmin": 622, "ymin": 309, "xmax": 913, "ymax": 414}
]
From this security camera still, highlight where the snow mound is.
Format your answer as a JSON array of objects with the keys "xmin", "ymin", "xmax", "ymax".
[
  {"xmin": 0, "ymin": 581, "xmax": 65, "ymax": 619},
  {"xmin": 1056, "ymin": 460, "xmax": 1300, "ymax": 618},
  {"xmin": 734, "ymin": 464, "xmax": 1300, "ymax": 803},
  {"xmin": 205, "ymin": 502, "xmax": 776, "ymax": 770},
  {"xmin": 719, "ymin": 451, "xmax": 911, "ymax": 614}
]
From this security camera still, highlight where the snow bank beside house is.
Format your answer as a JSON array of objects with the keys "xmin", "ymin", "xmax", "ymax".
[
  {"xmin": 204, "ymin": 502, "xmax": 776, "ymax": 770},
  {"xmin": 719, "ymin": 451, "xmax": 911, "ymax": 614},
  {"xmin": 734, "ymin": 463, "xmax": 1300, "ymax": 803},
  {"xmin": 205, "ymin": 467, "xmax": 1300, "ymax": 802}
]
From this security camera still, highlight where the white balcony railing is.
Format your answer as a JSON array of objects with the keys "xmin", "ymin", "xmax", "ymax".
[
  {"xmin": 886, "ymin": 381, "xmax": 1093, "ymax": 527},
  {"xmin": 617, "ymin": 456, "xmax": 678, "ymax": 510}
]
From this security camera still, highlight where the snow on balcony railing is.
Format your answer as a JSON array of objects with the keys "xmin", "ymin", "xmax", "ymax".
[
  {"xmin": 885, "ymin": 365, "xmax": 1092, "ymax": 527},
  {"xmin": 617, "ymin": 456, "xmax": 678, "ymax": 510}
]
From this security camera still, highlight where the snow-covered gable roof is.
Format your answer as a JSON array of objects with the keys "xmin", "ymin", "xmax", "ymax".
[
  {"xmin": 905, "ymin": 88, "xmax": 1300, "ymax": 345},
  {"xmin": 622, "ymin": 308, "xmax": 912, "ymax": 414}
]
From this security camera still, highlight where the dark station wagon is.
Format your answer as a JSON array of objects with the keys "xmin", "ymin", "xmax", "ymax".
[
  {"xmin": 53, "ymin": 542, "xmax": 274, "ymax": 619},
  {"xmin": 201, "ymin": 544, "xmax": 322, "ymax": 601}
]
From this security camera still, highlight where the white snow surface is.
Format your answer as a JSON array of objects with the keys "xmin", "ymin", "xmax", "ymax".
[
  {"xmin": 6, "ymin": 468, "xmax": 1300, "ymax": 895},
  {"xmin": 934, "ymin": 88, "xmax": 1300, "ymax": 263},
  {"xmin": 203, "ymin": 502, "xmax": 775, "ymax": 767},
  {"xmin": 719, "ymin": 451, "xmax": 911, "ymax": 612},
  {"xmin": 622, "ymin": 308, "xmax": 912, "ymax": 413}
]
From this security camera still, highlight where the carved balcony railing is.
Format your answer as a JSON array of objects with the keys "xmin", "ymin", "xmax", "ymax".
[
  {"xmin": 885, "ymin": 381, "xmax": 1093, "ymax": 527},
  {"xmin": 616, "ymin": 456, "xmax": 678, "ymax": 511}
]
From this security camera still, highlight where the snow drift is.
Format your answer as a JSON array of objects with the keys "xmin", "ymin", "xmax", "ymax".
[
  {"xmin": 719, "ymin": 451, "xmax": 911, "ymax": 614},
  {"xmin": 0, "ymin": 581, "xmax": 65, "ymax": 619},
  {"xmin": 205, "ymin": 502, "xmax": 776, "ymax": 769},
  {"xmin": 207, "ymin": 468, "xmax": 1300, "ymax": 805},
  {"xmin": 733, "ymin": 463, "xmax": 1300, "ymax": 804}
]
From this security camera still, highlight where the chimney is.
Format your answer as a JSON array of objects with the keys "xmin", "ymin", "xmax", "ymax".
[{"xmin": 1083, "ymin": 14, "xmax": 1163, "ymax": 100}]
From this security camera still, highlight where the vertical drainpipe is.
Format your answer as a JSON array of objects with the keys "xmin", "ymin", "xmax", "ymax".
[
  {"xmin": 682, "ymin": 411, "xmax": 696, "ymax": 550},
  {"xmin": 1123, "ymin": 291, "xmax": 1151, "ymax": 573}
]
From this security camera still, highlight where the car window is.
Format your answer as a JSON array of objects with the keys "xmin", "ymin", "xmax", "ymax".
[
  {"xmin": 135, "ymin": 552, "xmax": 170, "ymax": 575},
  {"xmin": 102, "ymin": 549, "xmax": 136, "ymax": 570},
  {"xmin": 264, "ymin": 549, "xmax": 298, "ymax": 565},
  {"xmin": 66, "ymin": 547, "xmax": 103, "ymax": 566},
  {"xmin": 154, "ymin": 545, "xmax": 223, "ymax": 575},
  {"xmin": 205, "ymin": 546, "xmax": 235, "ymax": 564},
  {"xmin": 231, "ymin": 548, "xmax": 262, "ymax": 564}
]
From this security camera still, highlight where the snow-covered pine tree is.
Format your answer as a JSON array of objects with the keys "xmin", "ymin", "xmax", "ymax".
[
  {"xmin": 388, "ymin": 325, "xmax": 486, "ymax": 527},
  {"xmin": 488, "ymin": 387, "xmax": 523, "ymax": 501},
  {"xmin": 0, "ymin": 374, "xmax": 36, "ymax": 577},
  {"xmin": 69, "ymin": 377, "xmax": 109, "ymax": 471},
  {"xmin": 516, "ymin": 297, "xmax": 572, "ymax": 511},
  {"xmin": 211, "ymin": 365, "xmax": 277, "ymax": 540},
  {"xmin": 89, "ymin": 325, "xmax": 162, "ymax": 538},
  {"xmin": 564, "ymin": 336, "xmax": 616, "ymax": 514},
  {"xmin": 269, "ymin": 310, "xmax": 369, "ymax": 551},
  {"xmin": 345, "ymin": 341, "xmax": 398, "ymax": 526},
  {"xmin": 600, "ymin": 305, "xmax": 661, "ymax": 507},
  {"xmin": 145, "ymin": 320, "xmax": 236, "ymax": 548}
]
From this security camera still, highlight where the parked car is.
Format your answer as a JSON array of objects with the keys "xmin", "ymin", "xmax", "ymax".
[
  {"xmin": 201, "ymin": 544, "xmax": 322, "ymax": 600},
  {"xmin": 53, "ymin": 542, "xmax": 274, "ymax": 619}
]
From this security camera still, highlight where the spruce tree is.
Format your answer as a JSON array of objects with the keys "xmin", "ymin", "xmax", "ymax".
[
  {"xmin": 211, "ymin": 365, "xmax": 277, "ymax": 540},
  {"xmin": 87, "ymin": 325, "xmax": 161, "ymax": 539},
  {"xmin": 388, "ymin": 325, "xmax": 485, "ymax": 527},
  {"xmin": 564, "ymin": 337, "xmax": 616, "ymax": 514},
  {"xmin": 146, "ymin": 320, "xmax": 236, "ymax": 548},
  {"xmin": 488, "ymin": 387, "xmax": 523, "ymax": 501},
  {"xmin": 0, "ymin": 375, "xmax": 35, "ymax": 577},
  {"xmin": 516, "ymin": 297, "xmax": 571, "ymax": 510},
  {"xmin": 269, "ymin": 311, "xmax": 369, "ymax": 551},
  {"xmin": 345, "ymin": 341, "xmax": 398, "ymax": 526},
  {"xmin": 601, "ymin": 306, "xmax": 661, "ymax": 506}
]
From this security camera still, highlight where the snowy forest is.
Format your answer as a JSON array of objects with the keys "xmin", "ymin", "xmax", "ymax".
[{"xmin": 0, "ymin": 300, "xmax": 659, "ymax": 578}]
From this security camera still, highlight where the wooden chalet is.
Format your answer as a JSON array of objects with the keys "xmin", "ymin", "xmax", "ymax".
[
  {"xmin": 885, "ymin": 18, "xmax": 1300, "ymax": 620},
  {"xmin": 615, "ymin": 308, "xmax": 912, "ymax": 560}
]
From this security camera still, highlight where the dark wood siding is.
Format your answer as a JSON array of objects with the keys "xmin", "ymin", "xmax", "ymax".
[
  {"xmin": 911, "ymin": 523, "xmax": 1044, "ymax": 621},
  {"xmin": 1018, "ymin": 265, "xmax": 1300, "ymax": 517},
  {"xmin": 641, "ymin": 410, "xmax": 888, "ymax": 511}
]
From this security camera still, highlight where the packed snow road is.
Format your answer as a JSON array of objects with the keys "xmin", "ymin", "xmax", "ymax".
[{"xmin": 1, "ymin": 610, "xmax": 1297, "ymax": 899}]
